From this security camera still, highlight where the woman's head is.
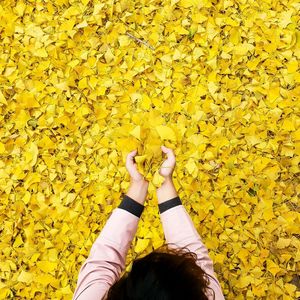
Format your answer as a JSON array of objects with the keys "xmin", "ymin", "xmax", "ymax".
[{"xmin": 106, "ymin": 243, "xmax": 215, "ymax": 300}]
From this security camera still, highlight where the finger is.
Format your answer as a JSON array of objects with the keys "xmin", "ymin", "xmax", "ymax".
[
  {"xmin": 161, "ymin": 145, "xmax": 172, "ymax": 153},
  {"xmin": 128, "ymin": 149, "xmax": 137, "ymax": 156},
  {"xmin": 126, "ymin": 150, "xmax": 137, "ymax": 162},
  {"xmin": 161, "ymin": 146, "xmax": 174, "ymax": 159}
]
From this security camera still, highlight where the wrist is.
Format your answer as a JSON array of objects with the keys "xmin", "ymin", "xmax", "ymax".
[
  {"xmin": 126, "ymin": 180, "xmax": 148, "ymax": 205},
  {"xmin": 156, "ymin": 178, "xmax": 178, "ymax": 204},
  {"xmin": 158, "ymin": 176, "xmax": 173, "ymax": 190}
]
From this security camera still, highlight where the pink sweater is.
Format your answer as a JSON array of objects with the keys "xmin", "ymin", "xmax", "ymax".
[{"xmin": 72, "ymin": 202, "xmax": 225, "ymax": 300}]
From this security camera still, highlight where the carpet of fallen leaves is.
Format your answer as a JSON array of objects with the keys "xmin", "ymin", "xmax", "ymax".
[{"xmin": 0, "ymin": 0, "xmax": 299, "ymax": 299}]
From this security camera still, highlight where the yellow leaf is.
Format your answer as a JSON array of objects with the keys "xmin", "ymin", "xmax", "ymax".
[
  {"xmin": 281, "ymin": 145, "xmax": 294, "ymax": 157},
  {"xmin": 252, "ymin": 284, "xmax": 267, "ymax": 297},
  {"xmin": 245, "ymin": 135, "xmax": 262, "ymax": 146},
  {"xmin": 276, "ymin": 238, "xmax": 291, "ymax": 249},
  {"xmin": 203, "ymin": 151, "xmax": 214, "ymax": 160},
  {"xmin": 17, "ymin": 270, "xmax": 33, "ymax": 283},
  {"xmin": 214, "ymin": 202, "xmax": 232, "ymax": 218},
  {"xmin": 292, "ymin": 128, "xmax": 300, "ymax": 141},
  {"xmin": 68, "ymin": 59, "xmax": 80, "ymax": 68},
  {"xmin": 192, "ymin": 47, "xmax": 205, "ymax": 59},
  {"xmin": 14, "ymin": 1, "xmax": 26, "ymax": 16},
  {"xmin": 152, "ymin": 171, "xmax": 164, "ymax": 187},
  {"xmin": 253, "ymin": 157, "xmax": 272, "ymax": 173},
  {"xmin": 96, "ymin": 86, "xmax": 107, "ymax": 96},
  {"xmin": 34, "ymin": 48, "xmax": 48, "ymax": 57},
  {"xmin": 178, "ymin": 0, "xmax": 202, "ymax": 8},
  {"xmin": 262, "ymin": 207, "xmax": 275, "ymax": 222},
  {"xmin": 140, "ymin": 94, "xmax": 151, "ymax": 110},
  {"xmin": 134, "ymin": 238, "xmax": 149, "ymax": 253},
  {"xmin": 234, "ymin": 42, "xmax": 254, "ymax": 55},
  {"xmin": 229, "ymin": 27, "xmax": 241, "ymax": 45},
  {"xmin": 62, "ymin": 6, "xmax": 81, "ymax": 18},
  {"xmin": 17, "ymin": 92, "xmax": 40, "ymax": 108},
  {"xmin": 287, "ymin": 60, "xmax": 298, "ymax": 73},
  {"xmin": 36, "ymin": 261, "xmax": 57, "ymax": 273},
  {"xmin": 281, "ymin": 118, "xmax": 295, "ymax": 131},
  {"xmin": 267, "ymin": 259, "xmax": 282, "ymax": 276},
  {"xmin": 104, "ymin": 48, "xmax": 115, "ymax": 63},
  {"xmin": 193, "ymin": 84, "xmax": 207, "ymax": 97},
  {"xmin": 37, "ymin": 135, "xmax": 56, "ymax": 149},
  {"xmin": 24, "ymin": 142, "xmax": 39, "ymax": 167},
  {"xmin": 36, "ymin": 274, "xmax": 60, "ymax": 287},
  {"xmin": 118, "ymin": 35, "xmax": 131, "ymax": 47},
  {"xmin": 187, "ymin": 134, "xmax": 208, "ymax": 146},
  {"xmin": 76, "ymin": 20, "xmax": 88, "ymax": 28},
  {"xmin": 23, "ymin": 191, "xmax": 31, "ymax": 204},
  {"xmin": 0, "ymin": 90, "xmax": 7, "ymax": 105},
  {"xmin": 285, "ymin": 283, "xmax": 297, "ymax": 296},
  {"xmin": 0, "ymin": 286, "xmax": 11, "ymax": 299},
  {"xmin": 192, "ymin": 12, "xmax": 208, "ymax": 23},
  {"xmin": 237, "ymin": 275, "xmax": 252, "ymax": 288},
  {"xmin": 214, "ymin": 253, "xmax": 226, "ymax": 264},
  {"xmin": 135, "ymin": 155, "xmax": 147, "ymax": 164},
  {"xmin": 160, "ymin": 54, "xmax": 173, "ymax": 64},
  {"xmin": 0, "ymin": 142, "xmax": 5, "ymax": 154},
  {"xmin": 267, "ymin": 85, "xmax": 280, "ymax": 102},
  {"xmin": 88, "ymin": 76, "xmax": 98, "ymax": 89},
  {"xmin": 24, "ymin": 172, "xmax": 41, "ymax": 189},
  {"xmin": 59, "ymin": 19, "xmax": 76, "ymax": 32},
  {"xmin": 173, "ymin": 25, "xmax": 189, "ymax": 35},
  {"xmin": 13, "ymin": 234, "xmax": 24, "ymax": 248},
  {"xmin": 225, "ymin": 156, "xmax": 236, "ymax": 169},
  {"xmin": 155, "ymin": 125, "xmax": 176, "ymax": 141},
  {"xmin": 185, "ymin": 158, "xmax": 197, "ymax": 174},
  {"xmin": 263, "ymin": 165, "xmax": 280, "ymax": 180},
  {"xmin": 278, "ymin": 10, "xmax": 293, "ymax": 28},
  {"xmin": 236, "ymin": 248, "xmax": 249, "ymax": 263},
  {"xmin": 129, "ymin": 126, "xmax": 141, "ymax": 140},
  {"xmin": 25, "ymin": 23, "xmax": 44, "ymax": 38},
  {"xmin": 149, "ymin": 31, "xmax": 160, "ymax": 44},
  {"xmin": 230, "ymin": 95, "xmax": 241, "ymax": 108}
]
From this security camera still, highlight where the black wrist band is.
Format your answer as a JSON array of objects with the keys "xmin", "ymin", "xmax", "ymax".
[
  {"xmin": 158, "ymin": 196, "xmax": 182, "ymax": 214},
  {"xmin": 118, "ymin": 195, "xmax": 144, "ymax": 218}
]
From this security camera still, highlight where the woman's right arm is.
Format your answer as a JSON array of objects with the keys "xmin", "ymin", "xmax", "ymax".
[{"xmin": 157, "ymin": 178, "xmax": 225, "ymax": 300}]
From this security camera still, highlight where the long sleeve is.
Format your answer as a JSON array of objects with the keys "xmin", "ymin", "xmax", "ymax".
[
  {"xmin": 72, "ymin": 195, "xmax": 144, "ymax": 300},
  {"xmin": 159, "ymin": 196, "xmax": 225, "ymax": 300}
]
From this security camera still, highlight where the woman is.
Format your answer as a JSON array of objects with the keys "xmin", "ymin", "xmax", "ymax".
[{"xmin": 72, "ymin": 146, "xmax": 225, "ymax": 300}]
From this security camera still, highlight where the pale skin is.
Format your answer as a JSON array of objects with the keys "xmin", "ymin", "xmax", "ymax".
[{"xmin": 125, "ymin": 146, "xmax": 178, "ymax": 205}]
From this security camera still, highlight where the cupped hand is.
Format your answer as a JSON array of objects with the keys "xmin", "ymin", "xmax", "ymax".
[
  {"xmin": 159, "ymin": 145, "xmax": 176, "ymax": 178},
  {"xmin": 126, "ymin": 149, "xmax": 148, "ymax": 184}
]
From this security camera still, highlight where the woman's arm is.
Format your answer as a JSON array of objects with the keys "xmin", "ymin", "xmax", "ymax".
[
  {"xmin": 157, "ymin": 178, "xmax": 225, "ymax": 300},
  {"xmin": 72, "ymin": 181, "xmax": 148, "ymax": 300}
]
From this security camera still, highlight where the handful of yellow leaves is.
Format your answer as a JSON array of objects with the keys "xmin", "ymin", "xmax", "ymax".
[{"xmin": 131, "ymin": 127, "xmax": 172, "ymax": 187}]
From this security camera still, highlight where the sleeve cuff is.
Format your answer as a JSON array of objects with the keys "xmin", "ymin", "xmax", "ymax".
[
  {"xmin": 118, "ymin": 194, "xmax": 145, "ymax": 218},
  {"xmin": 158, "ymin": 196, "xmax": 182, "ymax": 214}
]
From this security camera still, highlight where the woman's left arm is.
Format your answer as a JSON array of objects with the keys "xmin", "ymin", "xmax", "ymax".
[{"xmin": 72, "ymin": 180, "xmax": 148, "ymax": 300}]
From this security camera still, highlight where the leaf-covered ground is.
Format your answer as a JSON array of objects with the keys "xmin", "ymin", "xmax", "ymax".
[{"xmin": 0, "ymin": 0, "xmax": 299, "ymax": 299}]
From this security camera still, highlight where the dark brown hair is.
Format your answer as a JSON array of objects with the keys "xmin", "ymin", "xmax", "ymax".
[{"xmin": 106, "ymin": 243, "xmax": 215, "ymax": 300}]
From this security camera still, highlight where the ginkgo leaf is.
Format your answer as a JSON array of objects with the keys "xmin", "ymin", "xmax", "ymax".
[
  {"xmin": 155, "ymin": 125, "xmax": 176, "ymax": 141},
  {"xmin": 36, "ymin": 261, "xmax": 58, "ymax": 273},
  {"xmin": 17, "ymin": 271, "xmax": 33, "ymax": 283},
  {"xmin": 267, "ymin": 260, "xmax": 282, "ymax": 277},
  {"xmin": 129, "ymin": 126, "xmax": 141, "ymax": 140},
  {"xmin": 134, "ymin": 238, "xmax": 150, "ymax": 253},
  {"xmin": 276, "ymin": 238, "xmax": 291, "ymax": 249},
  {"xmin": 178, "ymin": 0, "xmax": 201, "ymax": 8}
]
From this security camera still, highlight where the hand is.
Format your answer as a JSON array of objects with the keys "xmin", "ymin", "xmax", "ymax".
[
  {"xmin": 159, "ymin": 145, "xmax": 176, "ymax": 178},
  {"xmin": 126, "ymin": 149, "xmax": 149, "ymax": 184}
]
